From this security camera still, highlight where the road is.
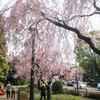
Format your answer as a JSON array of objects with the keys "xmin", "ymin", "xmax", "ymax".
[{"xmin": 63, "ymin": 85, "xmax": 100, "ymax": 92}]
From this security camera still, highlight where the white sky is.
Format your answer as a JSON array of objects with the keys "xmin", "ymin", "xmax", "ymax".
[
  {"xmin": 1, "ymin": 0, "xmax": 10, "ymax": 7},
  {"xmin": 90, "ymin": 15, "xmax": 100, "ymax": 31},
  {"xmin": 1, "ymin": 0, "xmax": 11, "ymax": 5}
]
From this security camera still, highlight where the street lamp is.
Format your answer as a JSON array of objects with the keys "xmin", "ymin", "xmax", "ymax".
[
  {"xmin": 74, "ymin": 36, "xmax": 78, "ymax": 90},
  {"xmin": 29, "ymin": 27, "xmax": 37, "ymax": 100},
  {"xmin": 92, "ymin": 53, "xmax": 95, "ymax": 82}
]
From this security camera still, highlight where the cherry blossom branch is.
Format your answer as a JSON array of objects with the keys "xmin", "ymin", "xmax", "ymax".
[
  {"xmin": 51, "ymin": 69, "xmax": 60, "ymax": 78},
  {"xmin": 29, "ymin": 19, "xmax": 44, "ymax": 29},
  {"xmin": 68, "ymin": 11, "xmax": 100, "ymax": 22},
  {"xmin": 40, "ymin": 69, "xmax": 49, "ymax": 82},
  {"xmin": 68, "ymin": 0, "xmax": 100, "ymax": 22},
  {"xmin": 40, "ymin": 50, "xmax": 46, "ymax": 58}
]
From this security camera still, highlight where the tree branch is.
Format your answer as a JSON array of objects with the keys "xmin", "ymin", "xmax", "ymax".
[
  {"xmin": 46, "ymin": 18, "xmax": 100, "ymax": 55},
  {"xmin": 93, "ymin": 0, "xmax": 100, "ymax": 11},
  {"xmin": 33, "ymin": 62, "xmax": 40, "ymax": 68},
  {"xmin": 40, "ymin": 49, "xmax": 46, "ymax": 58},
  {"xmin": 51, "ymin": 69, "xmax": 60, "ymax": 78},
  {"xmin": 68, "ymin": 11, "xmax": 100, "ymax": 22}
]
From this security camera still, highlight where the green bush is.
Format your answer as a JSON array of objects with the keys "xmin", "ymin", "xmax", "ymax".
[
  {"xmin": 52, "ymin": 81, "xmax": 63, "ymax": 94},
  {"xmin": 0, "ymin": 82, "xmax": 4, "ymax": 87},
  {"xmin": 16, "ymin": 81, "xmax": 22, "ymax": 85},
  {"xmin": 23, "ymin": 80, "xmax": 28, "ymax": 85}
]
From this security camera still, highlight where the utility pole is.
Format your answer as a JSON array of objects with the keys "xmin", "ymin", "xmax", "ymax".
[{"xmin": 29, "ymin": 27, "xmax": 37, "ymax": 100}]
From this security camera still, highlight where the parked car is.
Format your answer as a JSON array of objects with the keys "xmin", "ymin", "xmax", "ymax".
[
  {"xmin": 74, "ymin": 82, "xmax": 87, "ymax": 89},
  {"xmin": 61, "ymin": 80, "xmax": 67, "ymax": 85},
  {"xmin": 67, "ymin": 81, "xmax": 74, "ymax": 86},
  {"xmin": 91, "ymin": 82, "xmax": 98, "ymax": 87},
  {"xmin": 61, "ymin": 80, "xmax": 65, "ymax": 84},
  {"xmin": 97, "ymin": 83, "xmax": 100, "ymax": 91}
]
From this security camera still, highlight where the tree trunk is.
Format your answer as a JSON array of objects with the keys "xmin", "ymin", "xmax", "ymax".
[
  {"xmin": 47, "ymin": 85, "xmax": 51, "ymax": 100},
  {"xmin": 37, "ymin": 80, "xmax": 41, "ymax": 90},
  {"xmin": 30, "ymin": 68, "xmax": 34, "ymax": 100},
  {"xmin": 47, "ymin": 82, "xmax": 51, "ymax": 100}
]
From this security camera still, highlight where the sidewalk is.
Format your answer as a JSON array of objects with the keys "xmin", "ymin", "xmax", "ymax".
[
  {"xmin": 0, "ymin": 94, "xmax": 17, "ymax": 100},
  {"xmin": 0, "ymin": 85, "xmax": 28, "ymax": 100},
  {"xmin": 0, "ymin": 92, "xmax": 17, "ymax": 100}
]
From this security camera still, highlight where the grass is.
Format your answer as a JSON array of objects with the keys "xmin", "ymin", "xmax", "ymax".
[
  {"xmin": 19, "ymin": 87, "xmax": 97, "ymax": 100},
  {"xmin": 34, "ymin": 93, "xmax": 96, "ymax": 100}
]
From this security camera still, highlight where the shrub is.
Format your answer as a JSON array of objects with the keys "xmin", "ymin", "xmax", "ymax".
[
  {"xmin": 85, "ymin": 92, "xmax": 100, "ymax": 99},
  {"xmin": 18, "ymin": 88, "xmax": 28, "ymax": 100},
  {"xmin": 65, "ymin": 89, "xmax": 100, "ymax": 99},
  {"xmin": 65, "ymin": 89, "xmax": 79, "ymax": 96},
  {"xmin": 52, "ymin": 81, "xmax": 63, "ymax": 94},
  {"xmin": 34, "ymin": 87, "xmax": 40, "ymax": 93}
]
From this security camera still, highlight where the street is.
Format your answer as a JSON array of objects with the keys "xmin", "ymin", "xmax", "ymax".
[{"xmin": 63, "ymin": 85, "xmax": 100, "ymax": 92}]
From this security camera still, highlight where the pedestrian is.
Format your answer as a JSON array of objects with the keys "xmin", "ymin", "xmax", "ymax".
[
  {"xmin": 11, "ymin": 86, "xmax": 15, "ymax": 99},
  {"xmin": 6, "ymin": 81, "xmax": 11, "ymax": 99},
  {"xmin": 0, "ymin": 85, "xmax": 4, "ymax": 95},
  {"xmin": 40, "ymin": 83, "xmax": 46, "ymax": 100}
]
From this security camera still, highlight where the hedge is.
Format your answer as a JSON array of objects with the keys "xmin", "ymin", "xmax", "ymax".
[{"xmin": 18, "ymin": 88, "xmax": 28, "ymax": 100}]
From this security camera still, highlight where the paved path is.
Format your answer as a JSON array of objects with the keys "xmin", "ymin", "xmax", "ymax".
[
  {"xmin": 0, "ymin": 91, "xmax": 17, "ymax": 100},
  {"xmin": 0, "ymin": 85, "xmax": 28, "ymax": 100}
]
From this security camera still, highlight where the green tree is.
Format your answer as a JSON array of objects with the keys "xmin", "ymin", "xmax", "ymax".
[
  {"xmin": 0, "ymin": 16, "xmax": 9, "ymax": 83},
  {"xmin": 7, "ymin": 57, "xmax": 21, "ymax": 85},
  {"xmin": 77, "ymin": 32, "xmax": 100, "ymax": 82}
]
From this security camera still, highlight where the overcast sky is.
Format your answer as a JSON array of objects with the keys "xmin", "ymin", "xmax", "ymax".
[{"xmin": 1, "ymin": 0, "xmax": 10, "ymax": 6}]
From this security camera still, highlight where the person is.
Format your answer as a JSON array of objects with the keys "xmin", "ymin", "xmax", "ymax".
[
  {"xmin": 11, "ymin": 86, "xmax": 15, "ymax": 99},
  {"xmin": 40, "ymin": 83, "xmax": 46, "ymax": 100},
  {"xmin": 0, "ymin": 85, "xmax": 4, "ymax": 95},
  {"xmin": 6, "ymin": 81, "xmax": 11, "ymax": 99}
]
